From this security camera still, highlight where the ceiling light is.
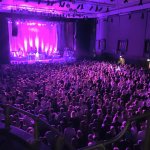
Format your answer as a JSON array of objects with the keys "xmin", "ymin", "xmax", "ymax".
[
  {"xmin": 89, "ymin": 6, "xmax": 93, "ymax": 11},
  {"xmin": 77, "ymin": 4, "xmax": 80, "ymax": 9},
  {"xmin": 106, "ymin": 7, "xmax": 109, "ymax": 12},
  {"xmin": 98, "ymin": 7, "xmax": 103, "ymax": 12},
  {"xmin": 95, "ymin": 5, "xmax": 99, "ymax": 12},
  {"xmin": 80, "ymin": 4, "xmax": 84, "ymax": 10},
  {"xmin": 77, "ymin": 4, "xmax": 83, "ymax": 10}
]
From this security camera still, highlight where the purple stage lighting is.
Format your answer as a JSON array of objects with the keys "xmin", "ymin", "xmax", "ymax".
[{"xmin": 9, "ymin": 20, "xmax": 58, "ymax": 63}]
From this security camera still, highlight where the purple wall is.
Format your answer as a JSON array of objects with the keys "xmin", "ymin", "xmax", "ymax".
[
  {"xmin": 96, "ymin": 18, "xmax": 108, "ymax": 53},
  {"xmin": 146, "ymin": 12, "xmax": 150, "ymax": 39},
  {"xmin": 107, "ymin": 15, "xmax": 119, "ymax": 54},
  {"xmin": 96, "ymin": 10, "xmax": 150, "ymax": 61}
]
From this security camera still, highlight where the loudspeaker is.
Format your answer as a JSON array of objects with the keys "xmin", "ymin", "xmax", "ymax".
[{"xmin": 12, "ymin": 22, "xmax": 18, "ymax": 36}]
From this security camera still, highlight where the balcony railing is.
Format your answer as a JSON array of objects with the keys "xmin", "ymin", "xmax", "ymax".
[
  {"xmin": 79, "ymin": 112, "xmax": 150, "ymax": 150},
  {"xmin": 0, "ymin": 103, "xmax": 150, "ymax": 150},
  {"xmin": 0, "ymin": 104, "xmax": 75, "ymax": 150}
]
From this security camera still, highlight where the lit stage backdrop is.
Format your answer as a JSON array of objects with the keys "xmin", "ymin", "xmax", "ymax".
[{"xmin": 8, "ymin": 20, "xmax": 58, "ymax": 62}]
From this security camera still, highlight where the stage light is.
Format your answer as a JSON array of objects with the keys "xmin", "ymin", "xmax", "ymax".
[
  {"xmin": 106, "ymin": 7, "xmax": 109, "ymax": 12},
  {"xmin": 54, "ymin": 47, "xmax": 57, "ymax": 53},
  {"xmin": 35, "ymin": 36, "xmax": 39, "ymax": 49},
  {"xmin": 45, "ymin": 46, "xmax": 49, "ymax": 53},
  {"xmin": 77, "ymin": 4, "xmax": 80, "ymax": 9},
  {"xmin": 89, "ymin": 6, "xmax": 93, "ymax": 11},
  {"xmin": 147, "ymin": 59, "xmax": 150, "ymax": 69},
  {"xmin": 50, "ymin": 46, "xmax": 52, "ymax": 53},
  {"xmin": 24, "ymin": 39, "xmax": 28, "ymax": 52},
  {"xmin": 147, "ymin": 59, "xmax": 150, "ymax": 62},
  {"xmin": 98, "ymin": 8, "xmax": 103, "ymax": 12},
  {"xmin": 35, "ymin": 52, "xmax": 39, "ymax": 59},
  {"xmin": 77, "ymin": 4, "xmax": 83, "ymax": 10},
  {"xmin": 95, "ymin": 5, "xmax": 99, "ymax": 12},
  {"xmin": 29, "ymin": 39, "xmax": 33, "ymax": 47},
  {"xmin": 41, "ymin": 41, "xmax": 44, "ymax": 51}
]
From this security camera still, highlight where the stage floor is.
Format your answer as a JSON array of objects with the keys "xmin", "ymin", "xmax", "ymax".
[{"xmin": 11, "ymin": 57, "xmax": 76, "ymax": 64}]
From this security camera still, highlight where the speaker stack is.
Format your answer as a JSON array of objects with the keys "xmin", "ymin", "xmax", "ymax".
[{"xmin": 12, "ymin": 21, "xmax": 18, "ymax": 36}]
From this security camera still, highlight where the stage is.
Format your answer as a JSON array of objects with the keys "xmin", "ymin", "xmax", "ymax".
[
  {"xmin": 8, "ymin": 20, "xmax": 75, "ymax": 64},
  {"xmin": 11, "ymin": 56, "xmax": 76, "ymax": 64}
]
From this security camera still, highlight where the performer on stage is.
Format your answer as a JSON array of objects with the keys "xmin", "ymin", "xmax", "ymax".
[{"xmin": 38, "ymin": 46, "xmax": 42, "ymax": 54}]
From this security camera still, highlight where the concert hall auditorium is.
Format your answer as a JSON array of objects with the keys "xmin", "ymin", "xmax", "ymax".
[{"xmin": 0, "ymin": 0, "xmax": 150, "ymax": 150}]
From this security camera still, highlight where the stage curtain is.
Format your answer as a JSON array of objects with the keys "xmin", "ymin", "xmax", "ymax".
[
  {"xmin": 57, "ymin": 22, "xmax": 66, "ymax": 56},
  {"xmin": 0, "ymin": 15, "xmax": 10, "ymax": 64},
  {"xmin": 57, "ymin": 22, "xmax": 74, "ymax": 56}
]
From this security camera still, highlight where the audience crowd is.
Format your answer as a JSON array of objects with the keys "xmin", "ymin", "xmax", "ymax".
[{"xmin": 0, "ymin": 61, "xmax": 150, "ymax": 150}]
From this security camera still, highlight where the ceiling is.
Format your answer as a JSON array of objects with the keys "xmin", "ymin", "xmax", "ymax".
[{"xmin": 0, "ymin": 0, "xmax": 150, "ymax": 18}]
